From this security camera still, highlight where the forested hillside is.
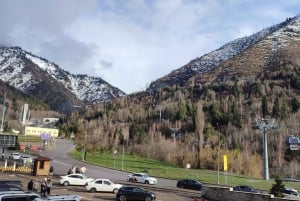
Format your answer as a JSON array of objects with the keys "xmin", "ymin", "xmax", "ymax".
[{"xmin": 60, "ymin": 16, "xmax": 300, "ymax": 179}]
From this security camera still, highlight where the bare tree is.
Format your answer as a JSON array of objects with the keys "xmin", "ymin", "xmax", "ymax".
[{"xmin": 195, "ymin": 101, "xmax": 204, "ymax": 168}]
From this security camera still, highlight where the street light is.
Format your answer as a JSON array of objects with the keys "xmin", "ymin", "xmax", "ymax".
[
  {"xmin": 217, "ymin": 123, "xmax": 221, "ymax": 185},
  {"xmin": 254, "ymin": 118, "xmax": 277, "ymax": 180}
]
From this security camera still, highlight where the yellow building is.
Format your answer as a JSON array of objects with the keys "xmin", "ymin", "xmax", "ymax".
[{"xmin": 24, "ymin": 126, "xmax": 59, "ymax": 138}]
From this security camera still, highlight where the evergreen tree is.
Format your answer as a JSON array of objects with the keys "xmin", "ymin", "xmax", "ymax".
[
  {"xmin": 272, "ymin": 97, "xmax": 280, "ymax": 118},
  {"xmin": 262, "ymin": 96, "xmax": 268, "ymax": 118},
  {"xmin": 270, "ymin": 176, "xmax": 285, "ymax": 198},
  {"xmin": 291, "ymin": 97, "xmax": 300, "ymax": 113}
]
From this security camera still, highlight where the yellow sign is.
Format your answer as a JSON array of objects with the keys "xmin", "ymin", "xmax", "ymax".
[{"xmin": 223, "ymin": 155, "xmax": 228, "ymax": 171}]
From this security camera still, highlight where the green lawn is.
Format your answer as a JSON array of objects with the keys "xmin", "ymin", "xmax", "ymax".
[{"xmin": 71, "ymin": 150, "xmax": 300, "ymax": 192}]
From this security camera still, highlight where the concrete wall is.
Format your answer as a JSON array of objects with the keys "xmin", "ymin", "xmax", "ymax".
[{"xmin": 201, "ymin": 185, "xmax": 294, "ymax": 201}]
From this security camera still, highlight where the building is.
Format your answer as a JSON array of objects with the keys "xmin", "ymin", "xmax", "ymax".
[{"xmin": 24, "ymin": 126, "xmax": 59, "ymax": 138}]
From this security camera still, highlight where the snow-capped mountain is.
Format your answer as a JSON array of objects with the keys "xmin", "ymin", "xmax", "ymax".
[
  {"xmin": 0, "ymin": 47, "xmax": 126, "ymax": 113},
  {"xmin": 148, "ymin": 16, "xmax": 300, "ymax": 91}
]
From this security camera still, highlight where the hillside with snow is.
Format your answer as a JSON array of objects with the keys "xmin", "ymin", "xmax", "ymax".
[
  {"xmin": 148, "ymin": 16, "xmax": 300, "ymax": 91},
  {"xmin": 0, "ymin": 47, "xmax": 126, "ymax": 113}
]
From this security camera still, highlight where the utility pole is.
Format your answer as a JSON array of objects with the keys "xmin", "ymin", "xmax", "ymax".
[
  {"xmin": 217, "ymin": 123, "xmax": 221, "ymax": 185},
  {"xmin": 0, "ymin": 92, "xmax": 6, "ymax": 134},
  {"xmin": 254, "ymin": 118, "xmax": 277, "ymax": 180}
]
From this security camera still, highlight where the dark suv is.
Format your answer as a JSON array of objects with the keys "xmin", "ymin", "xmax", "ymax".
[
  {"xmin": 116, "ymin": 186, "xmax": 156, "ymax": 201},
  {"xmin": 176, "ymin": 179, "xmax": 202, "ymax": 190},
  {"xmin": 233, "ymin": 185, "xmax": 258, "ymax": 193}
]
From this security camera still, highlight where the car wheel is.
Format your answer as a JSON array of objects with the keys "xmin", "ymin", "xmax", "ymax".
[
  {"xmin": 145, "ymin": 196, "xmax": 152, "ymax": 201},
  {"xmin": 63, "ymin": 181, "xmax": 69, "ymax": 186},
  {"xmin": 120, "ymin": 195, "xmax": 127, "ymax": 201},
  {"xmin": 145, "ymin": 180, "xmax": 149, "ymax": 184},
  {"xmin": 90, "ymin": 188, "xmax": 96, "ymax": 193},
  {"xmin": 113, "ymin": 188, "xmax": 118, "ymax": 194}
]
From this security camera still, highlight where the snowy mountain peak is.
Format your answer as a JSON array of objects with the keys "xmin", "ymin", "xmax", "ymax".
[
  {"xmin": 0, "ymin": 46, "xmax": 126, "ymax": 113},
  {"xmin": 148, "ymin": 15, "xmax": 300, "ymax": 91}
]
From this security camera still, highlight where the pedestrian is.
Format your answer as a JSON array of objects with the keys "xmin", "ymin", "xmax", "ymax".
[
  {"xmin": 49, "ymin": 166, "xmax": 54, "ymax": 176},
  {"xmin": 33, "ymin": 180, "xmax": 39, "ymax": 192},
  {"xmin": 40, "ymin": 181, "xmax": 46, "ymax": 197},
  {"xmin": 46, "ymin": 178, "xmax": 52, "ymax": 195},
  {"xmin": 72, "ymin": 166, "xmax": 76, "ymax": 174},
  {"xmin": 80, "ymin": 166, "xmax": 86, "ymax": 175},
  {"xmin": 67, "ymin": 168, "xmax": 72, "ymax": 175},
  {"xmin": 27, "ymin": 179, "xmax": 33, "ymax": 191}
]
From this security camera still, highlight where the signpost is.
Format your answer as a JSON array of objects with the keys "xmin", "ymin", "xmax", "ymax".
[
  {"xmin": 223, "ymin": 154, "xmax": 228, "ymax": 185},
  {"xmin": 113, "ymin": 149, "xmax": 117, "ymax": 169}
]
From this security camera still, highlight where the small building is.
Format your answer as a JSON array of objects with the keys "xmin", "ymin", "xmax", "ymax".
[
  {"xmin": 25, "ymin": 126, "xmax": 59, "ymax": 138},
  {"xmin": 32, "ymin": 156, "xmax": 51, "ymax": 176}
]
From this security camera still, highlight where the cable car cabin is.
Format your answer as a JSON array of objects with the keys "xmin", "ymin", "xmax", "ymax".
[{"xmin": 287, "ymin": 135, "xmax": 300, "ymax": 151}]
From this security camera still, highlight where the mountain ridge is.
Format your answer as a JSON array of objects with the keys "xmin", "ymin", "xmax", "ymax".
[
  {"xmin": 148, "ymin": 15, "xmax": 300, "ymax": 91},
  {"xmin": 0, "ymin": 46, "xmax": 126, "ymax": 113}
]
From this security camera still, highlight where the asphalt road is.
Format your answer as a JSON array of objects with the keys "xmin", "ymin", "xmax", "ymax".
[
  {"xmin": 39, "ymin": 138, "xmax": 197, "ymax": 201},
  {"xmin": 42, "ymin": 139, "xmax": 179, "ymax": 187}
]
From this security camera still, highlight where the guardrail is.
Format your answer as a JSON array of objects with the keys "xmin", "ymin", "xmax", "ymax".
[{"xmin": 0, "ymin": 166, "xmax": 32, "ymax": 173}]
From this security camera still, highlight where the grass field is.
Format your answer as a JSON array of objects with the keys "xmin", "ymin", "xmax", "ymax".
[{"xmin": 71, "ymin": 150, "xmax": 300, "ymax": 192}]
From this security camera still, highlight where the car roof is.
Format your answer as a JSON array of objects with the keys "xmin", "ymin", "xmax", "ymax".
[
  {"xmin": 65, "ymin": 174, "xmax": 85, "ymax": 176},
  {"xmin": 0, "ymin": 191, "xmax": 39, "ymax": 195},
  {"xmin": 33, "ymin": 194, "xmax": 80, "ymax": 201},
  {"xmin": 133, "ymin": 173, "xmax": 148, "ymax": 175},
  {"xmin": 94, "ymin": 178, "xmax": 110, "ymax": 180}
]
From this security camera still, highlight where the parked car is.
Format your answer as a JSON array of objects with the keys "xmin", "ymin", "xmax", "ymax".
[
  {"xmin": 59, "ymin": 174, "xmax": 94, "ymax": 186},
  {"xmin": 33, "ymin": 195, "xmax": 81, "ymax": 201},
  {"xmin": 127, "ymin": 173, "xmax": 157, "ymax": 185},
  {"xmin": 282, "ymin": 187, "xmax": 300, "ymax": 199},
  {"xmin": 9, "ymin": 152, "xmax": 21, "ymax": 160},
  {"xmin": 85, "ymin": 178, "xmax": 122, "ymax": 193},
  {"xmin": 19, "ymin": 155, "xmax": 33, "ymax": 164},
  {"xmin": 0, "ymin": 191, "xmax": 40, "ymax": 200},
  {"xmin": 116, "ymin": 186, "xmax": 156, "ymax": 201},
  {"xmin": 233, "ymin": 185, "xmax": 258, "ymax": 193},
  {"xmin": 184, "ymin": 197, "xmax": 208, "ymax": 201},
  {"xmin": 0, "ymin": 180, "xmax": 22, "ymax": 189},
  {"xmin": 176, "ymin": 179, "xmax": 202, "ymax": 190},
  {"xmin": 0, "ymin": 184, "xmax": 23, "ymax": 191}
]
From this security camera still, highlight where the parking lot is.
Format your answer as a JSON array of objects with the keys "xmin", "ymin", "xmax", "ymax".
[{"xmin": 0, "ymin": 173, "xmax": 189, "ymax": 201}]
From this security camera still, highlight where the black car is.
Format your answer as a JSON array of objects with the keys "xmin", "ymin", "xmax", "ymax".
[
  {"xmin": 176, "ymin": 179, "xmax": 202, "ymax": 190},
  {"xmin": 0, "ymin": 180, "xmax": 22, "ymax": 189},
  {"xmin": 233, "ymin": 185, "xmax": 258, "ymax": 193},
  {"xmin": 0, "ymin": 184, "xmax": 23, "ymax": 191},
  {"xmin": 116, "ymin": 186, "xmax": 156, "ymax": 201}
]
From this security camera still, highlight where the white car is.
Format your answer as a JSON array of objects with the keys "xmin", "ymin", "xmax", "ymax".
[
  {"xmin": 19, "ymin": 155, "xmax": 33, "ymax": 164},
  {"xmin": 127, "ymin": 173, "xmax": 157, "ymax": 185},
  {"xmin": 59, "ymin": 174, "xmax": 94, "ymax": 186},
  {"xmin": 9, "ymin": 152, "xmax": 21, "ymax": 160},
  {"xmin": 85, "ymin": 178, "xmax": 122, "ymax": 193},
  {"xmin": 282, "ymin": 187, "xmax": 300, "ymax": 200}
]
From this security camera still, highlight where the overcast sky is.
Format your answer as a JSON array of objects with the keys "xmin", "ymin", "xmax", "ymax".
[{"xmin": 0, "ymin": 0, "xmax": 299, "ymax": 94}]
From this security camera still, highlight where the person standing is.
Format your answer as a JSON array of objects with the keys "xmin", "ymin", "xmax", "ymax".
[
  {"xmin": 27, "ymin": 179, "xmax": 33, "ymax": 191},
  {"xmin": 80, "ymin": 166, "xmax": 86, "ymax": 175},
  {"xmin": 33, "ymin": 180, "xmax": 39, "ymax": 192},
  {"xmin": 49, "ymin": 166, "xmax": 54, "ymax": 176},
  {"xmin": 46, "ymin": 178, "xmax": 52, "ymax": 195},
  {"xmin": 40, "ymin": 181, "xmax": 46, "ymax": 197}
]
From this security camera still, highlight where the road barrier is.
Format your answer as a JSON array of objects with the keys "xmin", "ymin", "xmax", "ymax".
[{"xmin": 0, "ymin": 166, "xmax": 32, "ymax": 173}]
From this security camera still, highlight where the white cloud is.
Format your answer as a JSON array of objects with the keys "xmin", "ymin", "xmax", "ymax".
[{"xmin": 0, "ymin": 0, "xmax": 299, "ymax": 93}]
